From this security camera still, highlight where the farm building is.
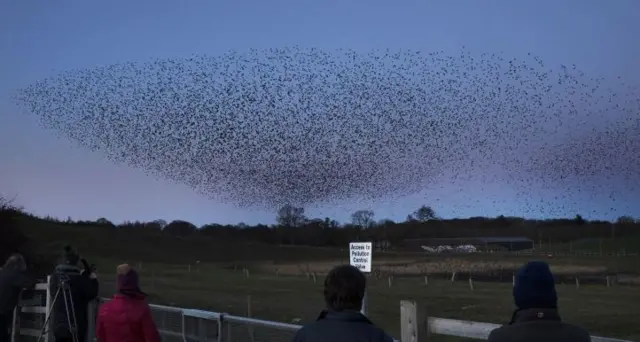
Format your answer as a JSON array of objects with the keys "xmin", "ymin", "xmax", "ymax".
[{"xmin": 403, "ymin": 236, "xmax": 534, "ymax": 252}]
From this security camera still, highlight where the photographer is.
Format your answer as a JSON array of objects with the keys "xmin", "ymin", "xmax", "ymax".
[
  {"xmin": 50, "ymin": 246, "xmax": 98, "ymax": 342},
  {"xmin": 0, "ymin": 254, "xmax": 36, "ymax": 342}
]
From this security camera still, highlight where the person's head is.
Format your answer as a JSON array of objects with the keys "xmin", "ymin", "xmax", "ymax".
[
  {"xmin": 3, "ymin": 253, "xmax": 26, "ymax": 271},
  {"xmin": 323, "ymin": 265, "xmax": 366, "ymax": 312},
  {"xmin": 513, "ymin": 261, "xmax": 558, "ymax": 310},
  {"xmin": 116, "ymin": 264, "xmax": 141, "ymax": 293},
  {"xmin": 62, "ymin": 245, "xmax": 80, "ymax": 266}
]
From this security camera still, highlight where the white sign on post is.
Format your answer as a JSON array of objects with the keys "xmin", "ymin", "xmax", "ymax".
[{"xmin": 349, "ymin": 242, "xmax": 372, "ymax": 273}]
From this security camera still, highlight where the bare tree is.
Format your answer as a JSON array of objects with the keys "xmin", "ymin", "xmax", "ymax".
[
  {"xmin": 276, "ymin": 204, "xmax": 306, "ymax": 228},
  {"xmin": 351, "ymin": 210, "xmax": 375, "ymax": 228},
  {"xmin": 96, "ymin": 217, "xmax": 116, "ymax": 228},
  {"xmin": 0, "ymin": 195, "xmax": 22, "ymax": 212},
  {"xmin": 323, "ymin": 217, "xmax": 340, "ymax": 229},
  {"xmin": 153, "ymin": 219, "xmax": 168, "ymax": 229},
  {"xmin": 616, "ymin": 216, "xmax": 635, "ymax": 224},
  {"xmin": 0, "ymin": 196, "xmax": 9, "ymax": 210},
  {"xmin": 413, "ymin": 205, "xmax": 437, "ymax": 222},
  {"xmin": 377, "ymin": 219, "xmax": 395, "ymax": 227},
  {"xmin": 164, "ymin": 220, "xmax": 197, "ymax": 236}
]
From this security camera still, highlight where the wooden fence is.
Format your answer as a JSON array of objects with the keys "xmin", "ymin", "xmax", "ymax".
[
  {"xmin": 11, "ymin": 277, "xmax": 634, "ymax": 342},
  {"xmin": 400, "ymin": 300, "xmax": 633, "ymax": 342},
  {"xmin": 12, "ymin": 278, "xmax": 49, "ymax": 341}
]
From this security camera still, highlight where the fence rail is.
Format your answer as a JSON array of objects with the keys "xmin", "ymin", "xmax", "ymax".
[
  {"xmin": 400, "ymin": 300, "xmax": 633, "ymax": 342},
  {"xmin": 11, "ymin": 277, "xmax": 634, "ymax": 342}
]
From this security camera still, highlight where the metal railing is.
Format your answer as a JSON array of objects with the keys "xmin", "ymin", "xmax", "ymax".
[
  {"xmin": 134, "ymin": 301, "xmax": 301, "ymax": 342},
  {"xmin": 84, "ymin": 297, "xmax": 301, "ymax": 342}
]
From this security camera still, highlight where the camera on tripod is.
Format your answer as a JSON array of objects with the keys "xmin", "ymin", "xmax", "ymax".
[
  {"xmin": 55, "ymin": 272, "xmax": 73, "ymax": 285},
  {"xmin": 38, "ymin": 271, "xmax": 80, "ymax": 342},
  {"xmin": 37, "ymin": 246, "xmax": 99, "ymax": 342}
]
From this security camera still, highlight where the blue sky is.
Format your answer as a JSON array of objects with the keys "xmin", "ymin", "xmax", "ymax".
[{"xmin": 1, "ymin": 0, "xmax": 639, "ymax": 226}]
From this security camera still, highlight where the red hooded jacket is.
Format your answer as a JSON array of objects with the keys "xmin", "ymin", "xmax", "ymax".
[{"xmin": 97, "ymin": 293, "xmax": 161, "ymax": 342}]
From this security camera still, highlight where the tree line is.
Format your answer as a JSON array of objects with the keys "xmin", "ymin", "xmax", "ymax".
[{"xmin": 4, "ymin": 196, "xmax": 638, "ymax": 249}]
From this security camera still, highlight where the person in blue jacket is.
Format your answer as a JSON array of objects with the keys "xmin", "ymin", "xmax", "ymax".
[{"xmin": 488, "ymin": 261, "xmax": 590, "ymax": 342}]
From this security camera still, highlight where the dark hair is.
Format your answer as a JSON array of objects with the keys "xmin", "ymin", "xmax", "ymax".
[
  {"xmin": 3, "ymin": 253, "xmax": 26, "ymax": 271},
  {"xmin": 323, "ymin": 265, "xmax": 366, "ymax": 311},
  {"xmin": 63, "ymin": 245, "xmax": 80, "ymax": 265}
]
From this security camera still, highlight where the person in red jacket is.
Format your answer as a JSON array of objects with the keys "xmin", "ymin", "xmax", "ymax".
[{"xmin": 97, "ymin": 264, "xmax": 160, "ymax": 342}]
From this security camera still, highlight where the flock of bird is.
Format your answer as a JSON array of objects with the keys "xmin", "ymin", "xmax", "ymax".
[{"xmin": 11, "ymin": 47, "xmax": 639, "ymax": 212}]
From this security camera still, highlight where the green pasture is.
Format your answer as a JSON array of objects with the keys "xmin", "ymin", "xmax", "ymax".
[{"xmin": 84, "ymin": 258, "xmax": 640, "ymax": 342}]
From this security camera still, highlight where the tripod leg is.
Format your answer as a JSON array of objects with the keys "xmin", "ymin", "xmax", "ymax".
[
  {"xmin": 67, "ymin": 289, "xmax": 79, "ymax": 342},
  {"xmin": 60, "ymin": 287, "xmax": 79, "ymax": 342},
  {"xmin": 37, "ymin": 287, "xmax": 62, "ymax": 342}
]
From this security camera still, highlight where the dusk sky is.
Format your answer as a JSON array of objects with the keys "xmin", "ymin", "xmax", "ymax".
[{"xmin": 1, "ymin": 0, "xmax": 639, "ymax": 226}]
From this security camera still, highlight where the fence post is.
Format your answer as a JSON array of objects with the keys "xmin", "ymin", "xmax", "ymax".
[
  {"xmin": 198, "ymin": 317, "xmax": 207, "ymax": 341},
  {"xmin": 45, "ymin": 275, "xmax": 53, "ymax": 342},
  {"xmin": 217, "ymin": 313, "xmax": 225, "ymax": 342},
  {"xmin": 400, "ymin": 300, "xmax": 429, "ymax": 342},
  {"xmin": 86, "ymin": 299, "xmax": 98, "ymax": 342},
  {"xmin": 181, "ymin": 310, "xmax": 187, "ymax": 341},
  {"xmin": 11, "ymin": 302, "xmax": 20, "ymax": 342},
  {"xmin": 361, "ymin": 290, "xmax": 369, "ymax": 316},
  {"xmin": 247, "ymin": 295, "xmax": 255, "ymax": 342}
]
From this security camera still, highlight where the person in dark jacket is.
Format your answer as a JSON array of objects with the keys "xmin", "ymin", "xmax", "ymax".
[
  {"xmin": 0, "ymin": 254, "xmax": 35, "ymax": 342},
  {"xmin": 51, "ymin": 246, "xmax": 99, "ymax": 342},
  {"xmin": 292, "ymin": 264, "xmax": 393, "ymax": 342},
  {"xmin": 488, "ymin": 261, "xmax": 591, "ymax": 342}
]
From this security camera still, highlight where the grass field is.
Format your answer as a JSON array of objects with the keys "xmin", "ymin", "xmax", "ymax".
[
  {"xmin": 18, "ymin": 216, "xmax": 640, "ymax": 341},
  {"xmin": 83, "ymin": 256, "xmax": 640, "ymax": 342},
  {"xmin": 539, "ymin": 236, "xmax": 640, "ymax": 255}
]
